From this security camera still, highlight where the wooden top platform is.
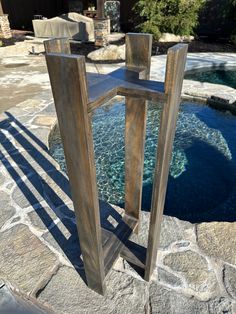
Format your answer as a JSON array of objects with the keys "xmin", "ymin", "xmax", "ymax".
[{"xmin": 87, "ymin": 67, "xmax": 166, "ymax": 112}]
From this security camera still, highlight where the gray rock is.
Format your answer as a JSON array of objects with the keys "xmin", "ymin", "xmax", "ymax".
[
  {"xmin": 88, "ymin": 44, "xmax": 125, "ymax": 61},
  {"xmin": 0, "ymin": 224, "xmax": 57, "ymax": 294},
  {"xmin": 157, "ymin": 267, "xmax": 183, "ymax": 287},
  {"xmin": 160, "ymin": 216, "xmax": 193, "ymax": 249},
  {"xmin": 38, "ymin": 266, "xmax": 149, "ymax": 314},
  {"xmin": 223, "ymin": 264, "xmax": 236, "ymax": 300},
  {"xmin": 12, "ymin": 176, "xmax": 44, "ymax": 209},
  {"xmin": 159, "ymin": 33, "xmax": 194, "ymax": 43},
  {"xmin": 130, "ymin": 212, "xmax": 193, "ymax": 250},
  {"xmin": 196, "ymin": 222, "xmax": 236, "ymax": 266},
  {"xmin": 28, "ymin": 206, "xmax": 57, "ymax": 231},
  {"xmin": 150, "ymin": 282, "xmax": 208, "ymax": 314},
  {"xmin": 208, "ymin": 297, "xmax": 233, "ymax": 314},
  {"xmin": 0, "ymin": 192, "xmax": 15, "ymax": 228},
  {"xmin": 163, "ymin": 250, "xmax": 218, "ymax": 294}
]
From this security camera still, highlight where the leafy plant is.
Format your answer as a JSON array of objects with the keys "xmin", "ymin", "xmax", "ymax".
[{"xmin": 134, "ymin": 0, "xmax": 206, "ymax": 40}]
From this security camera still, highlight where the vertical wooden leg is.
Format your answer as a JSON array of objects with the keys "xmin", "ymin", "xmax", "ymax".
[
  {"xmin": 45, "ymin": 53, "xmax": 105, "ymax": 294},
  {"xmin": 125, "ymin": 98, "xmax": 147, "ymax": 230},
  {"xmin": 145, "ymin": 44, "xmax": 188, "ymax": 281},
  {"xmin": 125, "ymin": 33, "xmax": 152, "ymax": 231},
  {"xmin": 44, "ymin": 38, "xmax": 71, "ymax": 54}
]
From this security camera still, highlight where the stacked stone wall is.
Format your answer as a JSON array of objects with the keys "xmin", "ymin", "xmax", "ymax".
[
  {"xmin": 0, "ymin": 15, "xmax": 11, "ymax": 39},
  {"xmin": 94, "ymin": 18, "xmax": 110, "ymax": 47}
]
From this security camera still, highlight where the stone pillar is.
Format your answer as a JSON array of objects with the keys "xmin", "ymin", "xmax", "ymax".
[
  {"xmin": 0, "ymin": 15, "xmax": 11, "ymax": 39},
  {"xmin": 94, "ymin": 18, "xmax": 110, "ymax": 47}
]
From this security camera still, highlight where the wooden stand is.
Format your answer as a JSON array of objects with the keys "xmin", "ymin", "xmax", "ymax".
[{"xmin": 44, "ymin": 34, "xmax": 188, "ymax": 295}]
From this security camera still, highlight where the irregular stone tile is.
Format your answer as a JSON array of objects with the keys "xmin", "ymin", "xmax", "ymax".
[
  {"xmin": 163, "ymin": 250, "xmax": 218, "ymax": 294},
  {"xmin": 12, "ymin": 177, "xmax": 44, "ymax": 209},
  {"xmin": 160, "ymin": 216, "xmax": 193, "ymax": 249},
  {"xmin": 40, "ymin": 104, "xmax": 56, "ymax": 116},
  {"xmin": 0, "ymin": 224, "xmax": 57, "ymax": 294},
  {"xmin": 28, "ymin": 206, "xmax": 58, "ymax": 231},
  {"xmin": 41, "ymin": 172, "xmax": 72, "ymax": 207},
  {"xmin": 208, "ymin": 297, "xmax": 233, "ymax": 314},
  {"xmin": 32, "ymin": 116, "xmax": 56, "ymax": 127},
  {"xmin": 38, "ymin": 266, "xmax": 149, "ymax": 314},
  {"xmin": 0, "ymin": 173, "xmax": 5, "ymax": 185},
  {"xmin": 130, "ymin": 212, "xmax": 193, "ymax": 249},
  {"xmin": 150, "ymin": 282, "xmax": 208, "ymax": 314},
  {"xmin": 196, "ymin": 222, "xmax": 236, "ymax": 266},
  {"xmin": 42, "ymin": 220, "xmax": 82, "ymax": 268},
  {"xmin": 0, "ymin": 191, "xmax": 15, "ymax": 228},
  {"xmin": 223, "ymin": 264, "xmax": 236, "ymax": 300},
  {"xmin": 157, "ymin": 267, "xmax": 183, "ymax": 288}
]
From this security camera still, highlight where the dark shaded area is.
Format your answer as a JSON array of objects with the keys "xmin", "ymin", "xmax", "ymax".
[
  {"xmin": 197, "ymin": 0, "xmax": 236, "ymax": 39},
  {"xmin": 0, "ymin": 113, "xmax": 143, "ymax": 284},
  {"xmin": 153, "ymin": 40, "xmax": 236, "ymax": 55},
  {"xmin": 1, "ymin": 0, "xmax": 68, "ymax": 30}
]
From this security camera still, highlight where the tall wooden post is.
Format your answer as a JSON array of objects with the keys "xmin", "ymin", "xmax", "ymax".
[
  {"xmin": 44, "ymin": 38, "xmax": 71, "ymax": 54},
  {"xmin": 144, "ymin": 44, "xmax": 188, "ymax": 281},
  {"xmin": 125, "ymin": 33, "xmax": 152, "ymax": 232},
  {"xmin": 45, "ymin": 53, "xmax": 106, "ymax": 295},
  {"xmin": 97, "ymin": 0, "xmax": 105, "ymax": 18}
]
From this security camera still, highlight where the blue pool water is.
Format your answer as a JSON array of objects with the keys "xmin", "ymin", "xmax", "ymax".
[
  {"xmin": 185, "ymin": 69, "xmax": 236, "ymax": 89},
  {"xmin": 50, "ymin": 100, "xmax": 236, "ymax": 223}
]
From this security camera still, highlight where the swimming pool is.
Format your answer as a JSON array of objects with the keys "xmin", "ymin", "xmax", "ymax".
[
  {"xmin": 185, "ymin": 68, "xmax": 236, "ymax": 89},
  {"xmin": 50, "ymin": 99, "xmax": 236, "ymax": 223}
]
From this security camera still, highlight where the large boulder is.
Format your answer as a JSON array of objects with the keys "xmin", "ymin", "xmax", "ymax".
[
  {"xmin": 159, "ymin": 33, "xmax": 194, "ymax": 42},
  {"xmin": 87, "ymin": 44, "xmax": 125, "ymax": 61}
]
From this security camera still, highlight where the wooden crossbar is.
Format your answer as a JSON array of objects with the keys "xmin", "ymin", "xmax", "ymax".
[{"xmin": 44, "ymin": 34, "xmax": 188, "ymax": 295}]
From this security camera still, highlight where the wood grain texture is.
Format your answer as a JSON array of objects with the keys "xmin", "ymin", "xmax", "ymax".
[
  {"xmin": 87, "ymin": 70, "xmax": 166, "ymax": 113},
  {"xmin": 44, "ymin": 38, "xmax": 71, "ymax": 54},
  {"xmin": 144, "ymin": 44, "xmax": 188, "ymax": 281},
  {"xmin": 124, "ymin": 33, "xmax": 152, "ymax": 230},
  {"xmin": 102, "ymin": 213, "xmax": 138, "ymax": 275},
  {"xmin": 45, "ymin": 53, "xmax": 105, "ymax": 295}
]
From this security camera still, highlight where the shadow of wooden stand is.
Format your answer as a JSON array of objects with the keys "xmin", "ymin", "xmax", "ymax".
[{"xmin": 44, "ymin": 34, "xmax": 188, "ymax": 295}]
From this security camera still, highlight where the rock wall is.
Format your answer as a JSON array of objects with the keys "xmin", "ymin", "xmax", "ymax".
[
  {"xmin": 94, "ymin": 18, "xmax": 110, "ymax": 47},
  {"xmin": 0, "ymin": 15, "xmax": 11, "ymax": 39}
]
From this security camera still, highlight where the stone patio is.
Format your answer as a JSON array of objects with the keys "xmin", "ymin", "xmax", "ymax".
[{"xmin": 0, "ymin": 42, "xmax": 236, "ymax": 313}]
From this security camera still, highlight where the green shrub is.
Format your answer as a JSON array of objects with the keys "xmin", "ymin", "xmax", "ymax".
[{"xmin": 134, "ymin": 0, "xmax": 206, "ymax": 40}]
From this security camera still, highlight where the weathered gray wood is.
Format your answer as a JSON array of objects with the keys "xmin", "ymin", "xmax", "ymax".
[
  {"xmin": 45, "ymin": 53, "xmax": 105, "ymax": 295},
  {"xmin": 44, "ymin": 38, "xmax": 71, "ymax": 54},
  {"xmin": 144, "ymin": 44, "xmax": 188, "ymax": 281},
  {"xmin": 102, "ymin": 213, "xmax": 138, "ymax": 275},
  {"xmin": 124, "ymin": 33, "xmax": 152, "ymax": 230},
  {"xmin": 87, "ymin": 70, "xmax": 166, "ymax": 113},
  {"xmin": 120, "ymin": 240, "xmax": 146, "ymax": 269}
]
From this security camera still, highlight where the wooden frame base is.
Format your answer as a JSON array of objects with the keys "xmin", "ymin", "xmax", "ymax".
[{"xmin": 45, "ymin": 34, "xmax": 188, "ymax": 295}]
